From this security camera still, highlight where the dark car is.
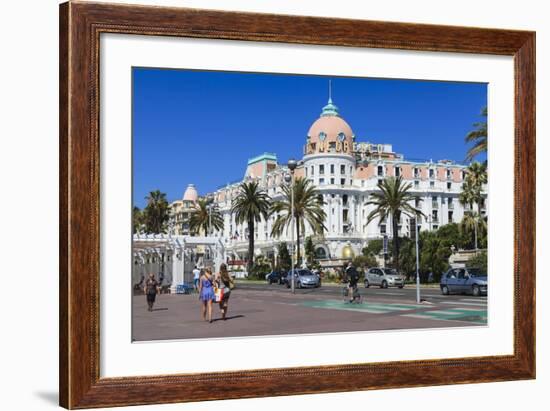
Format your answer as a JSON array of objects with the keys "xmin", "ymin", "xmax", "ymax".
[
  {"xmin": 440, "ymin": 267, "xmax": 487, "ymax": 296},
  {"xmin": 265, "ymin": 271, "xmax": 284, "ymax": 285}
]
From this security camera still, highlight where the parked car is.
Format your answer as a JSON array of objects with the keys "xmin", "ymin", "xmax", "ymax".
[
  {"xmin": 364, "ymin": 268, "xmax": 405, "ymax": 289},
  {"xmin": 286, "ymin": 269, "xmax": 321, "ymax": 288},
  {"xmin": 440, "ymin": 267, "xmax": 487, "ymax": 296},
  {"xmin": 265, "ymin": 271, "xmax": 284, "ymax": 285}
]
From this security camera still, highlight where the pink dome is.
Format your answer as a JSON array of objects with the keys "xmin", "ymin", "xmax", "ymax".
[
  {"xmin": 306, "ymin": 99, "xmax": 354, "ymax": 155},
  {"xmin": 182, "ymin": 184, "xmax": 198, "ymax": 202}
]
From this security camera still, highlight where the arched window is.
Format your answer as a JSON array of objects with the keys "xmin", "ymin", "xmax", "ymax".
[{"xmin": 315, "ymin": 247, "xmax": 327, "ymax": 259}]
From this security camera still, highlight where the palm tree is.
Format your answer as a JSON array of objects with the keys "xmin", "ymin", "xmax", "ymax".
[
  {"xmin": 366, "ymin": 176, "xmax": 424, "ymax": 272},
  {"xmin": 465, "ymin": 107, "xmax": 487, "ymax": 163},
  {"xmin": 132, "ymin": 206, "xmax": 145, "ymax": 234},
  {"xmin": 464, "ymin": 162, "xmax": 487, "ymax": 212},
  {"xmin": 460, "ymin": 212, "xmax": 487, "ymax": 251},
  {"xmin": 188, "ymin": 198, "xmax": 224, "ymax": 236},
  {"xmin": 271, "ymin": 177, "xmax": 326, "ymax": 265},
  {"xmin": 143, "ymin": 190, "xmax": 170, "ymax": 234},
  {"xmin": 231, "ymin": 181, "xmax": 271, "ymax": 274},
  {"xmin": 458, "ymin": 179, "xmax": 477, "ymax": 213}
]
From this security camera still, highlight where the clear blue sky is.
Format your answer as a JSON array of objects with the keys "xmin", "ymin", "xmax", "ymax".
[{"xmin": 133, "ymin": 67, "xmax": 487, "ymax": 209}]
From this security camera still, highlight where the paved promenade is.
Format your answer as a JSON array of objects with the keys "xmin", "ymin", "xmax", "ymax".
[{"xmin": 132, "ymin": 283, "xmax": 487, "ymax": 341}]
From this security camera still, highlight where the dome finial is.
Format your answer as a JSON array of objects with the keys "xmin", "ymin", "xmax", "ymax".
[{"xmin": 321, "ymin": 80, "xmax": 339, "ymax": 117}]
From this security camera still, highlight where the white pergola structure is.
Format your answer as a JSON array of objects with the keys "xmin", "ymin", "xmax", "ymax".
[{"xmin": 132, "ymin": 234, "xmax": 225, "ymax": 293}]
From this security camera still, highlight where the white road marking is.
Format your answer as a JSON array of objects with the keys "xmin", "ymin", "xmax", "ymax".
[
  {"xmin": 375, "ymin": 292, "xmax": 406, "ymax": 296},
  {"xmin": 441, "ymin": 301, "xmax": 487, "ymax": 307}
]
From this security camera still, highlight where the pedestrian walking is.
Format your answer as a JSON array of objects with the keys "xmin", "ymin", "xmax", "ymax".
[
  {"xmin": 192, "ymin": 266, "xmax": 200, "ymax": 293},
  {"xmin": 199, "ymin": 267, "xmax": 215, "ymax": 323},
  {"xmin": 215, "ymin": 263, "xmax": 234, "ymax": 320},
  {"xmin": 143, "ymin": 272, "xmax": 161, "ymax": 312}
]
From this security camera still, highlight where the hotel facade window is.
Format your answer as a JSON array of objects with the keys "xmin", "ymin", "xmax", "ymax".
[
  {"xmin": 395, "ymin": 166, "xmax": 401, "ymax": 177},
  {"xmin": 319, "ymin": 164, "xmax": 325, "ymax": 175},
  {"xmin": 429, "ymin": 168, "xmax": 435, "ymax": 179},
  {"xmin": 377, "ymin": 165, "xmax": 384, "ymax": 176},
  {"xmin": 340, "ymin": 164, "xmax": 346, "ymax": 174},
  {"xmin": 330, "ymin": 164, "xmax": 335, "ymax": 174}
]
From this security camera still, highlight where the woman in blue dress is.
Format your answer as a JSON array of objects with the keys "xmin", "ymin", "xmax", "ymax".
[{"xmin": 199, "ymin": 267, "xmax": 215, "ymax": 323}]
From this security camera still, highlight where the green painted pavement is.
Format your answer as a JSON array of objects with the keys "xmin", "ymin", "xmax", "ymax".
[
  {"xmin": 301, "ymin": 300, "xmax": 421, "ymax": 314},
  {"xmin": 403, "ymin": 308, "xmax": 487, "ymax": 324},
  {"xmin": 300, "ymin": 300, "xmax": 487, "ymax": 325}
]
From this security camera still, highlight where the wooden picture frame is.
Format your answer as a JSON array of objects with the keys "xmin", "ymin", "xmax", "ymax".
[{"xmin": 59, "ymin": 1, "xmax": 535, "ymax": 408}]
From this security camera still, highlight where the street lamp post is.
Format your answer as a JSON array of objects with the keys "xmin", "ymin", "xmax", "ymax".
[
  {"xmin": 415, "ymin": 219, "xmax": 420, "ymax": 304},
  {"xmin": 287, "ymin": 158, "xmax": 297, "ymax": 294},
  {"xmin": 206, "ymin": 194, "xmax": 214, "ymax": 237}
]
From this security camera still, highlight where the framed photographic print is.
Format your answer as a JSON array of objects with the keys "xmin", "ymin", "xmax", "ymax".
[{"xmin": 59, "ymin": 1, "xmax": 535, "ymax": 409}]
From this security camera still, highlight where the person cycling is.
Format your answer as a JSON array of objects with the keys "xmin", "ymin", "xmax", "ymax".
[{"xmin": 345, "ymin": 262, "xmax": 361, "ymax": 304}]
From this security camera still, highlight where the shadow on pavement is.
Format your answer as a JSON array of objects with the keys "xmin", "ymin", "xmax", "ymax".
[{"xmin": 211, "ymin": 314, "xmax": 245, "ymax": 322}]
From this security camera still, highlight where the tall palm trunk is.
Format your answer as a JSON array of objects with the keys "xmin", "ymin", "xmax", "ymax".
[
  {"xmin": 295, "ymin": 217, "xmax": 301, "ymax": 267},
  {"xmin": 392, "ymin": 214, "xmax": 400, "ymax": 272},
  {"xmin": 247, "ymin": 218, "xmax": 254, "ymax": 274}
]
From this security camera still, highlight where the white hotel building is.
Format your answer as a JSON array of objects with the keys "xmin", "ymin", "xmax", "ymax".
[{"xmin": 170, "ymin": 97, "xmax": 486, "ymax": 267}]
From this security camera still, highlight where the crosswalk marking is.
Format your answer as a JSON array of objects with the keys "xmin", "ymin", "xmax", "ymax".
[{"xmin": 441, "ymin": 301, "xmax": 486, "ymax": 307}]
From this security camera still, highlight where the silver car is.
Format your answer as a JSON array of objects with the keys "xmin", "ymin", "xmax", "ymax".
[
  {"xmin": 286, "ymin": 269, "xmax": 321, "ymax": 288},
  {"xmin": 440, "ymin": 267, "xmax": 487, "ymax": 296},
  {"xmin": 364, "ymin": 268, "xmax": 405, "ymax": 289}
]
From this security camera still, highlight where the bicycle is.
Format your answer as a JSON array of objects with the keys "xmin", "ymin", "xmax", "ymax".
[{"xmin": 342, "ymin": 284, "xmax": 363, "ymax": 304}]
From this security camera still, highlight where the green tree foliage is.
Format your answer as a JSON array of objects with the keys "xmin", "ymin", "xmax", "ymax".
[
  {"xmin": 304, "ymin": 236, "xmax": 316, "ymax": 265},
  {"xmin": 459, "ymin": 212, "xmax": 487, "ymax": 250},
  {"xmin": 132, "ymin": 206, "xmax": 145, "ymax": 234},
  {"xmin": 352, "ymin": 254, "xmax": 377, "ymax": 274},
  {"xmin": 188, "ymin": 198, "xmax": 224, "ymax": 236},
  {"xmin": 419, "ymin": 230, "xmax": 452, "ymax": 282},
  {"xmin": 231, "ymin": 181, "xmax": 271, "ymax": 274},
  {"xmin": 397, "ymin": 237, "xmax": 417, "ymax": 280},
  {"xmin": 143, "ymin": 190, "xmax": 170, "ymax": 234},
  {"xmin": 276, "ymin": 242, "xmax": 292, "ymax": 272},
  {"xmin": 366, "ymin": 176, "xmax": 424, "ymax": 272},
  {"xmin": 466, "ymin": 250, "xmax": 488, "ymax": 273},
  {"xmin": 271, "ymin": 177, "xmax": 326, "ymax": 265},
  {"xmin": 248, "ymin": 254, "xmax": 272, "ymax": 280},
  {"xmin": 465, "ymin": 107, "xmax": 488, "ymax": 163},
  {"xmin": 362, "ymin": 239, "xmax": 384, "ymax": 257}
]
